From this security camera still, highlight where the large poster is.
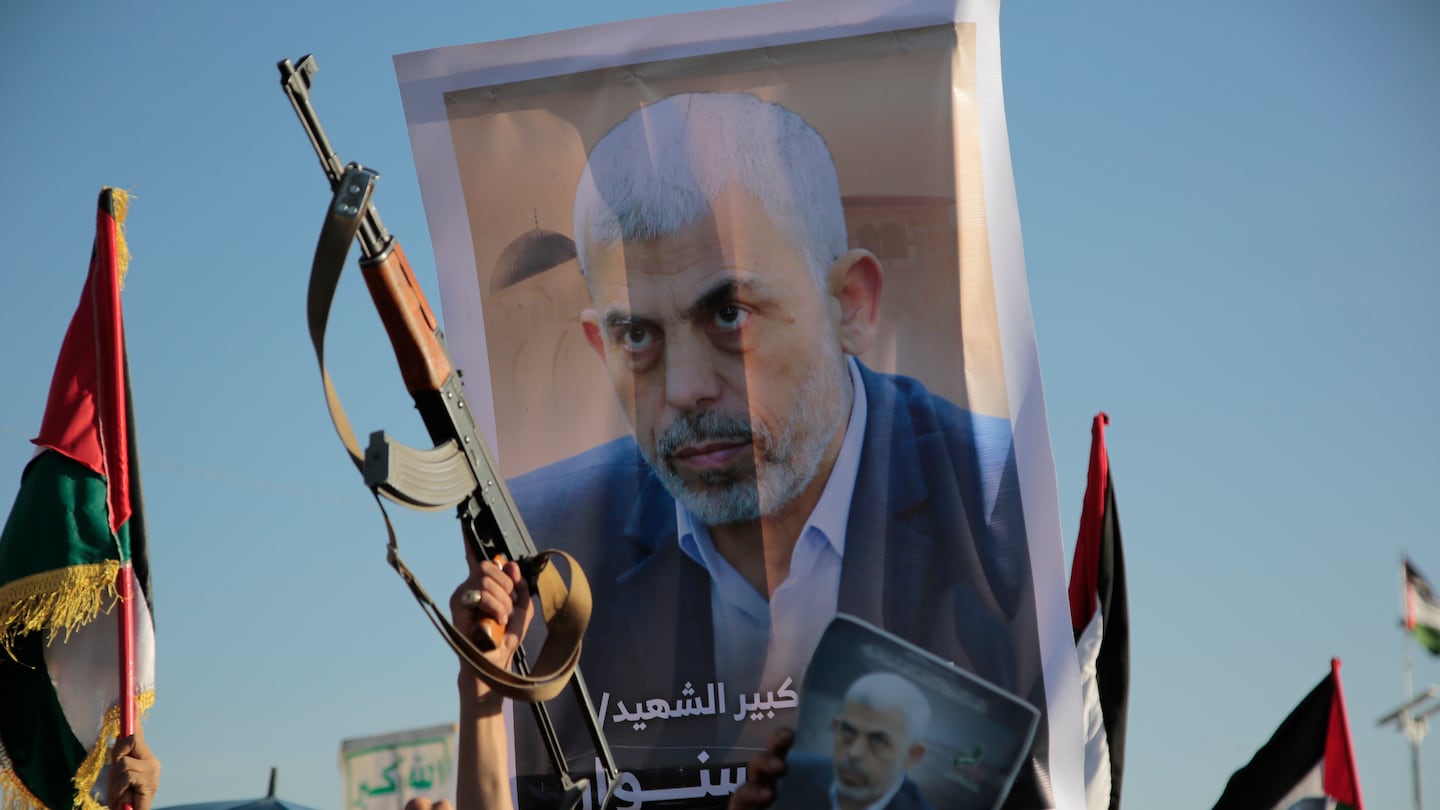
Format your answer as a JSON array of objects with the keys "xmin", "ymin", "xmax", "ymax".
[{"xmin": 395, "ymin": 0, "xmax": 1081, "ymax": 806}]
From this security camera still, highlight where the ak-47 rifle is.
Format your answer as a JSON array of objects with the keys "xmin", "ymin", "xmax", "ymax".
[{"xmin": 279, "ymin": 55, "xmax": 620, "ymax": 810}]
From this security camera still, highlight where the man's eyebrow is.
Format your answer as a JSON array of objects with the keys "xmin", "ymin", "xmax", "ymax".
[
  {"xmin": 600, "ymin": 309, "xmax": 652, "ymax": 331},
  {"xmin": 682, "ymin": 277, "xmax": 757, "ymax": 320}
]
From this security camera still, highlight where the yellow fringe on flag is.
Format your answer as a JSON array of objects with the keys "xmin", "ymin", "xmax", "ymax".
[
  {"xmin": 103, "ymin": 187, "xmax": 131, "ymax": 290},
  {"xmin": 0, "ymin": 764, "xmax": 46, "ymax": 810},
  {"xmin": 0, "ymin": 690, "xmax": 155, "ymax": 810},
  {"xmin": 72, "ymin": 690, "xmax": 156, "ymax": 810},
  {"xmin": 0, "ymin": 561, "xmax": 122, "ymax": 659}
]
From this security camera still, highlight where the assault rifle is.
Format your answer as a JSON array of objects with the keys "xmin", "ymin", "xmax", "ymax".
[{"xmin": 279, "ymin": 54, "xmax": 619, "ymax": 810}]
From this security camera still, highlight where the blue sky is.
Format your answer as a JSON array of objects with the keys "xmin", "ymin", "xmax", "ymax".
[{"xmin": 2, "ymin": 1, "xmax": 1437, "ymax": 808}]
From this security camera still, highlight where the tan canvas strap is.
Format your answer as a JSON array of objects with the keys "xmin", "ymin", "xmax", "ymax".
[{"xmin": 305, "ymin": 172, "xmax": 588, "ymax": 702}]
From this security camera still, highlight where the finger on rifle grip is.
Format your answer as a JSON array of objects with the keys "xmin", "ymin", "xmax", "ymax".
[
  {"xmin": 471, "ymin": 555, "xmax": 508, "ymax": 652},
  {"xmin": 457, "ymin": 592, "xmax": 503, "ymax": 651}
]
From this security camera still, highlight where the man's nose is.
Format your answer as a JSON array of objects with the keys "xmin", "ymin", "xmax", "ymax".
[
  {"xmin": 845, "ymin": 735, "xmax": 869, "ymax": 761},
  {"xmin": 663, "ymin": 336, "xmax": 724, "ymax": 412}
]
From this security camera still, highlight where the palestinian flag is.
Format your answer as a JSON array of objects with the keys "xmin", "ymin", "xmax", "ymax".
[
  {"xmin": 1212, "ymin": 659, "xmax": 1363, "ymax": 810},
  {"xmin": 1404, "ymin": 557, "xmax": 1440, "ymax": 656},
  {"xmin": 1068, "ymin": 412, "xmax": 1128, "ymax": 810},
  {"xmin": 0, "ymin": 188, "xmax": 155, "ymax": 810}
]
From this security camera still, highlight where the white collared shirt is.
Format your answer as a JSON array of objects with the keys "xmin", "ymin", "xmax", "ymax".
[{"xmin": 678, "ymin": 356, "xmax": 868, "ymax": 692}]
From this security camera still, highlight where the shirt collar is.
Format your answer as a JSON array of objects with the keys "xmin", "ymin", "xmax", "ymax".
[{"xmin": 806, "ymin": 355, "xmax": 867, "ymax": 556}]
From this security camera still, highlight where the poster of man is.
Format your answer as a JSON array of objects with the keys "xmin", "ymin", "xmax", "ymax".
[{"xmin": 394, "ymin": 0, "xmax": 1081, "ymax": 806}]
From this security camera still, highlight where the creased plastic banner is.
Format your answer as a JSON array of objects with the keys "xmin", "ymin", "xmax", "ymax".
[{"xmin": 396, "ymin": 1, "xmax": 1083, "ymax": 807}]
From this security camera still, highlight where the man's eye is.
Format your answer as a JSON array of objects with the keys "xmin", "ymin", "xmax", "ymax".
[
  {"xmin": 712, "ymin": 305, "xmax": 749, "ymax": 331},
  {"xmin": 622, "ymin": 325, "xmax": 655, "ymax": 351}
]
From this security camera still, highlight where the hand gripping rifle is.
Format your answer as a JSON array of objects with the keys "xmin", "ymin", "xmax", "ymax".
[{"xmin": 279, "ymin": 55, "xmax": 620, "ymax": 810}]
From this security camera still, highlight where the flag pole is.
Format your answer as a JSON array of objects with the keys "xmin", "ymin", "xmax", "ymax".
[
  {"xmin": 118, "ymin": 561, "xmax": 136, "ymax": 810},
  {"xmin": 1396, "ymin": 553, "xmax": 1423, "ymax": 810},
  {"xmin": 1404, "ymin": 633, "xmax": 1424, "ymax": 810},
  {"xmin": 110, "ymin": 184, "xmax": 138, "ymax": 810},
  {"xmin": 1405, "ymin": 554, "xmax": 1420, "ymax": 810},
  {"xmin": 1401, "ymin": 640, "xmax": 1426, "ymax": 810}
]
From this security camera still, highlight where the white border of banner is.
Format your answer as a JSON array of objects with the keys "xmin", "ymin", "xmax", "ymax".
[{"xmin": 394, "ymin": 2, "xmax": 1083, "ymax": 806}]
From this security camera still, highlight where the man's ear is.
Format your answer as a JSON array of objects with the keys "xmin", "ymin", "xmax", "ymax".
[
  {"xmin": 905, "ymin": 742, "xmax": 926, "ymax": 768},
  {"xmin": 581, "ymin": 309, "xmax": 606, "ymax": 359},
  {"xmin": 826, "ymin": 249, "xmax": 884, "ymax": 356}
]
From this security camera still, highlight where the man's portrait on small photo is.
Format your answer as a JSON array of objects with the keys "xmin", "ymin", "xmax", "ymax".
[
  {"xmin": 777, "ymin": 615, "xmax": 1042, "ymax": 810},
  {"xmin": 777, "ymin": 671, "xmax": 937, "ymax": 810}
]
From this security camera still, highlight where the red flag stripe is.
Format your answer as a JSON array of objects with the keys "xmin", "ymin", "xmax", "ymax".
[
  {"xmin": 34, "ymin": 191, "xmax": 131, "ymax": 535},
  {"xmin": 1407, "ymin": 581, "xmax": 1416, "ymax": 631},
  {"xmin": 1322, "ymin": 658, "xmax": 1363, "ymax": 807},
  {"xmin": 1069, "ymin": 412, "xmax": 1109, "ymax": 629}
]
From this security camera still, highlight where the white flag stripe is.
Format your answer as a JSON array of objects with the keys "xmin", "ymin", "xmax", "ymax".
[
  {"xmin": 1269, "ymin": 760, "xmax": 1328, "ymax": 810},
  {"xmin": 1076, "ymin": 602, "xmax": 1111, "ymax": 810},
  {"xmin": 1413, "ymin": 587, "xmax": 1440, "ymax": 628},
  {"xmin": 44, "ymin": 565, "xmax": 156, "ymax": 744}
]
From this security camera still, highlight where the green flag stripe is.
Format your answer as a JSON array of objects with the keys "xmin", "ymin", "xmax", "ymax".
[
  {"xmin": 0, "ymin": 632, "xmax": 88, "ymax": 810},
  {"xmin": 1416, "ymin": 625, "xmax": 1440, "ymax": 656},
  {"xmin": 0, "ymin": 451, "xmax": 130, "ymax": 585}
]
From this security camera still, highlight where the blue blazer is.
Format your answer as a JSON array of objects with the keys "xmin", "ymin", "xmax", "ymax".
[
  {"xmin": 508, "ymin": 363, "xmax": 1049, "ymax": 808},
  {"xmin": 776, "ymin": 752, "xmax": 935, "ymax": 810}
]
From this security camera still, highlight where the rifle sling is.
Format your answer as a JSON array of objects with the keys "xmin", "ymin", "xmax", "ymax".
[{"xmin": 304, "ymin": 174, "xmax": 588, "ymax": 703}]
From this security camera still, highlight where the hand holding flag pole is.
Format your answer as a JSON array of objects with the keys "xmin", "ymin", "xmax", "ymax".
[{"xmin": 105, "ymin": 723, "xmax": 160, "ymax": 810}]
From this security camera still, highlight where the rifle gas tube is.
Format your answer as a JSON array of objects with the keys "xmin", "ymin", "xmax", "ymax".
[{"xmin": 279, "ymin": 54, "xmax": 619, "ymax": 810}]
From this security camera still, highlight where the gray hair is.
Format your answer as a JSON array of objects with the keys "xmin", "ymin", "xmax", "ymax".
[
  {"xmin": 844, "ymin": 672, "xmax": 932, "ymax": 746},
  {"xmin": 573, "ymin": 92, "xmax": 847, "ymax": 289}
]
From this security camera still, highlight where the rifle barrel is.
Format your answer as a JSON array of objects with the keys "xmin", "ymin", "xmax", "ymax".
[{"xmin": 279, "ymin": 56, "xmax": 392, "ymax": 258}]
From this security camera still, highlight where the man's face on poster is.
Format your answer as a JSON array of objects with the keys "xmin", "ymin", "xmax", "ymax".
[
  {"xmin": 579, "ymin": 185, "xmax": 868, "ymax": 525},
  {"xmin": 830, "ymin": 699, "xmax": 926, "ymax": 805}
]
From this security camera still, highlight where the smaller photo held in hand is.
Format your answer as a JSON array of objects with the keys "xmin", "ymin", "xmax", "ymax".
[{"xmin": 774, "ymin": 615, "xmax": 1039, "ymax": 810}]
